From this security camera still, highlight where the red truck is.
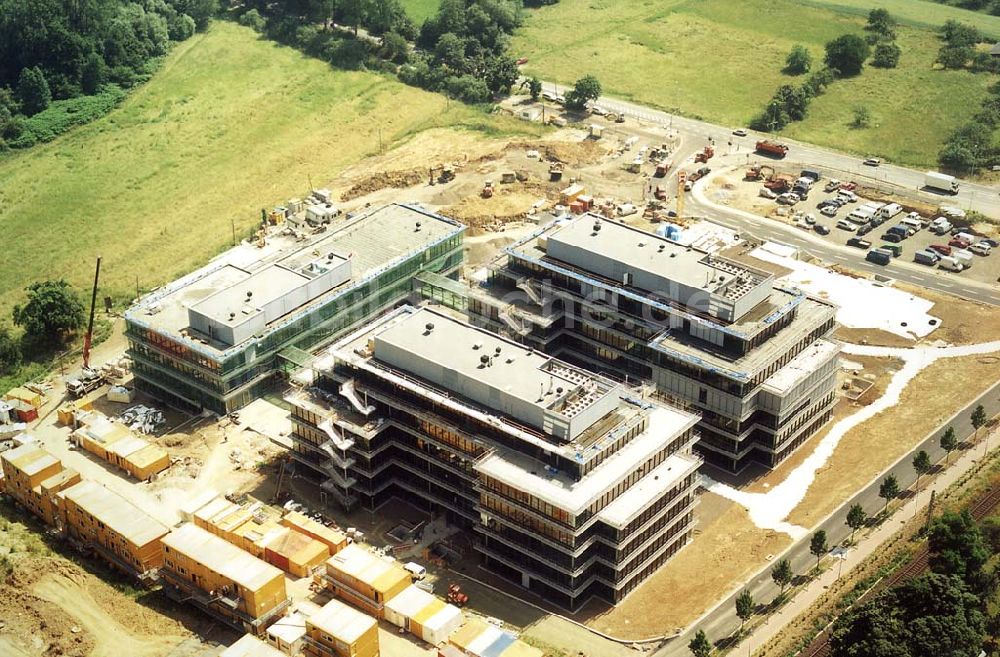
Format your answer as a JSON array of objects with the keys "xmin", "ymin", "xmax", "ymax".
[{"xmin": 755, "ymin": 140, "xmax": 789, "ymax": 158}]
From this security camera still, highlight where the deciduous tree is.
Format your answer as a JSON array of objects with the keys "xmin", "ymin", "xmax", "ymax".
[
  {"xmin": 12, "ymin": 280, "xmax": 85, "ymax": 347},
  {"xmin": 879, "ymin": 474, "xmax": 899, "ymax": 514},
  {"xmin": 810, "ymin": 530, "xmax": 828, "ymax": 567},
  {"xmin": 784, "ymin": 45, "xmax": 812, "ymax": 75},
  {"xmin": 771, "ymin": 558, "xmax": 793, "ymax": 593},
  {"xmin": 940, "ymin": 426, "xmax": 958, "ymax": 463},
  {"xmin": 735, "ymin": 589, "xmax": 754, "ymax": 631},
  {"xmin": 824, "ymin": 34, "xmax": 871, "ymax": 77},
  {"xmin": 846, "ymin": 504, "xmax": 867, "ymax": 541}
]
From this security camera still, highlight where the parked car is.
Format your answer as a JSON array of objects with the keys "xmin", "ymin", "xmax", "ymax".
[
  {"xmin": 824, "ymin": 179, "xmax": 842, "ymax": 193},
  {"xmin": 805, "ymin": 214, "xmax": 817, "ymax": 225},
  {"xmin": 970, "ymin": 242, "xmax": 992, "ymax": 256},
  {"xmin": 857, "ymin": 223, "xmax": 873, "ymax": 236},
  {"xmin": 820, "ymin": 205, "xmax": 838, "ymax": 217},
  {"xmin": 863, "ymin": 158, "xmax": 881, "ymax": 166},
  {"xmin": 837, "ymin": 191, "xmax": 858, "ymax": 203},
  {"xmin": 929, "ymin": 244, "xmax": 952, "ymax": 256},
  {"xmin": 847, "ymin": 237, "xmax": 872, "ymax": 249},
  {"xmin": 949, "ymin": 237, "xmax": 971, "ymax": 248},
  {"xmin": 981, "ymin": 238, "xmax": 1000, "ymax": 248},
  {"xmin": 814, "ymin": 224, "xmax": 830, "ymax": 235},
  {"xmin": 882, "ymin": 232, "xmax": 903, "ymax": 243},
  {"xmin": 836, "ymin": 219, "xmax": 859, "ymax": 232},
  {"xmin": 777, "ymin": 192, "xmax": 800, "ymax": 205},
  {"xmin": 759, "ymin": 188, "xmax": 777, "ymax": 199},
  {"xmin": 733, "ymin": 128, "xmax": 748, "ymax": 137}
]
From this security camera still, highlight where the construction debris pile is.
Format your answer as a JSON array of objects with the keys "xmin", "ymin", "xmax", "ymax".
[
  {"xmin": 119, "ymin": 405, "xmax": 166, "ymax": 434},
  {"xmin": 340, "ymin": 168, "xmax": 427, "ymax": 201}
]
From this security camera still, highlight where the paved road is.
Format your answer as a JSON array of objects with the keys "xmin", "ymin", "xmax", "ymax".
[
  {"xmin": 537, "ymin": 81, "xmax": 1000, "ymax": 218},
  {"xmin": 654, "ymin": 379, "xmax": 1000, "ymax": 657}
]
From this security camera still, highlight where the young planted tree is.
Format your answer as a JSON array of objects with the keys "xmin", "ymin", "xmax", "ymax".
[
  {"xmin": 810, "ymin": 530, "xmax": 828, "ymax": 568},
  {"xmin": 851, "ymin": 105, "xmax": 871, "ymax": 129},
  {"xmin": 735, "ymin": 589, "xmax": 754, "ymax": 631},
  {"xmin": 845, "ymin": 504, "xmax": 867, "ymax": 542},
  {"xmin": 940, "ymin": 426, "xmax": 958, "ymax": 464},
  {"xmin": 771, "ymin": 558, "xmax": 793, "ymax": 593},
  {"xmin": 689, "ymin": 629, "xmax": 712, "ymax": 657},
  {"xmin": 913, "ymin": 450, "xmax": 931, "ymax": 490},
  {"xmin": 879, "ymin": 474, "xmax": 900, "ymax": 515},
  {"xmin": 971, "ymin": 404, "xmax": 987, "ymax": 440}
]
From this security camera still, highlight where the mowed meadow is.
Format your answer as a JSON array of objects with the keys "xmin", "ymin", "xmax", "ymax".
[
  {"xmin": 0, "ymin": 21, "xmax": 529, "ymax": 315},
  {"xmin": 510, "ymin": 0, "xmax": 996, "ymax": 166}
]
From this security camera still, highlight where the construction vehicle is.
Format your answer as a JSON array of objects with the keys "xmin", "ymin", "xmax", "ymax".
[
  {"xmin": 745, "ymin": 164, "xmax": 775, "ymax": 181},
  {"xmin": 654, "ymin": 159, "xmax": 671, "ymax": 178},
  {"xmin": 447, "ymin": 584, "xmax": 469, "ymax": 606},
  {"xmin": 676, "ymin": 171, "xmax": 686, "ymax": 220},
  {"xmin": 67, "ymin": 367, "xmax": 105, "ymax": 398},
  {"xmin": 481, "ymin": 180, "xmax": 494, "ymax": 198},
  {"xmin": 688, "ymin": 166, "xmax": 711, "ymax": 183},
  {"xmin": 694, "ymin": 146, "xmax": 714, "ymax": 163},
  {"xmin": 654, "ymin": 185, "xmax": 667, "ymax": 201},
  {"xmin": 626, "ymin": 157, "xmax": 642, "ymax": 174},
  {"xmin": 428, "ymin": 165, "xmax": 455, "ymax": 185},
  {"xmin": 548, "ymin": 162, "xmax": 564, "ymax": 182},
  {"xmin": 755, "ymin": 140, "xmax": 789, "ymax": 158},
  {"xmin": 763, "ymin": 174, "xmax": 794, "ymax": 193},
  {"xmin": 500, "ymin": 171, "xmax": 516, "ymax": 184}
]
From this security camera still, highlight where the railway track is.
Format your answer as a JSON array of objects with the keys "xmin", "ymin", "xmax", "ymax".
[{"xmin": 796, "ymin": 481, "xmax": 1000, "ymax": 657}]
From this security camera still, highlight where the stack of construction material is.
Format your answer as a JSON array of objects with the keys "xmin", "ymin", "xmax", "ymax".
[{"xmin": 119, "ymin": 404, "xmax": 165, "ymax": 434}]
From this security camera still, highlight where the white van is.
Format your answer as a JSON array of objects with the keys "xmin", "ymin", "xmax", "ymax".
[
  {"xmin": 953, "ymin": 249, "xmax": 974, "ymax": 268},
  {"xmin": 939, "ymin": 255, "xmax": 963, "ymax": 272},
  {"xmin": 900, "ymin": 216, "xmax": 923, "ymax": 232},
  {"xmin": 878, "ymin": 203, "xmax": 903, "ymax": 221},
  {"xmin": 847, "ymin": 208, "xmax": 873, "ymax": 224},
  {"xmin": 404, "ymin": 562, "xmax": 427, "ymax": 580}
]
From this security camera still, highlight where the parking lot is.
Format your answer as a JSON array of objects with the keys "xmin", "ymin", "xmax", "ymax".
[{"xmin": 712, "ymin": 168, "xmax": 1000, "ymax": 286}]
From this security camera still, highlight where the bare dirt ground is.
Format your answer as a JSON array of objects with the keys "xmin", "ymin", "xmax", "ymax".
[
  {"xmin": 833, "ymin": 326, "xmax": 916, "ymax": 348},
  {"xmin": 0, "ymin": 507, "xmax": 221, "ymax": 657},
  {"xmin": 580, "ymin": 492, "xmax": 791, "ymax": 639},
  {"xmin": 894, "ymin": 280, "xmax": 1000, "ymax": 345},
  {"xmin": 741, "ymin": 356, "xmax": 903, "ymax": 496},
  {"xmin": 788, "ymin": 351, "xmax": 1000, "ymax": 527}
]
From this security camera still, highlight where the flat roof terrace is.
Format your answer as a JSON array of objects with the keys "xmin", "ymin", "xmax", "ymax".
[{"xmin": 126, "ymin": 204, "xmax": 464, "ymax": 356}]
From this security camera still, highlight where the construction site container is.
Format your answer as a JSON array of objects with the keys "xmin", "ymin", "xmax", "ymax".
[
  {"xmin": 1, "ymin": 444, "xmax": 79, "ymax": 525},
  {"xmin": 221, "ymin": 634, "xmax": 287, "ymax": 657},
  {"xmin": 71, "ymin": 415, "xmax": 168, "ymax": 481},
  {"xmin": 448, "ymin": 620, "xmax": 542, "ymax": 657},
  {"xmin": 179, "ymin": 488, "xmax": 220, "ymax": 521},
  {"xmin": 161, "ymin": 523, "xmax": 289, "ymax": 634},
  {"xmin": 266, "ymin": 611, "xmax": 307, "ymax": 655},
  {"xmin": 280, "ymin": 510, "xmax": 347, "ymax": 554},
  {"xmin": 304, "ymin": 597, "xmax": 379, "ymax": 657},
  {"xmin": 317, "ymin": 543, "xmax": 411, "ymax": 618},
  {"xmin": 262, "ymin": 527, "xmax": 329, "ymax": 577},
  {"xmin": 420, "ymin": 603, "xmax": 463, "ymax": 646},
  {"xmin": 568, "ymin": 201, "xmax": 585, "ymax": 214},
  {"xmin": 5, "ymin": 387, "xmax": 42, "ymax": 409},
  {"xmin": 12, "ymin": 400, "xmax": 38, "ymax": 423},
  {"xmin": 59, "ymin": 479, "xmax": 169, "ymax": 580},
  {"xmin": 559, "ymin": 184, "xmax": 585, "ymax": 205}
]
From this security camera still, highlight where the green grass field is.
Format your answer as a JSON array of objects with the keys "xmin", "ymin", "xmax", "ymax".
[
  {"xmin": 399, "ymin": 0, "xmax": 440, "ymax": 24},
  {"xmin": 512, "ymin": 0, "xmax": 994, "ymax": 167},
  {"xmin": 0, "ymin": 21, "xmax": 534, "ymax": 318}
]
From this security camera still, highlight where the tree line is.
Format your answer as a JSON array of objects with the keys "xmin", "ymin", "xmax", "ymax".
[
  {"xmin": 0, "ymin": 0, "xmax": 218, "ymax": 150},
  {"xmin": 235, "ymin": 0, "xmax": 526, "ymax": 105}
]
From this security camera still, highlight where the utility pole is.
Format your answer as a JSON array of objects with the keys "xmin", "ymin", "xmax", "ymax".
[{"xmin": 231, "ymin": 218, "xmax": 237, "ymax": 246}]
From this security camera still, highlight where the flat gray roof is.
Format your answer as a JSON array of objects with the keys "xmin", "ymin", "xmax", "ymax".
[
  {"xmin": 126, "ymin": 204, "xmax": 463, "ymax": 355},
  {"xmin": 190, "ymin": 264, "xmax": 313, "ymax": 328},
  {"xmin": 372, "ymin": 307, "xmax": 620, "ymax": 436},
  {"xmin": 544, "ymin": 216, "xmax": 771, "ymax": 304}
]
